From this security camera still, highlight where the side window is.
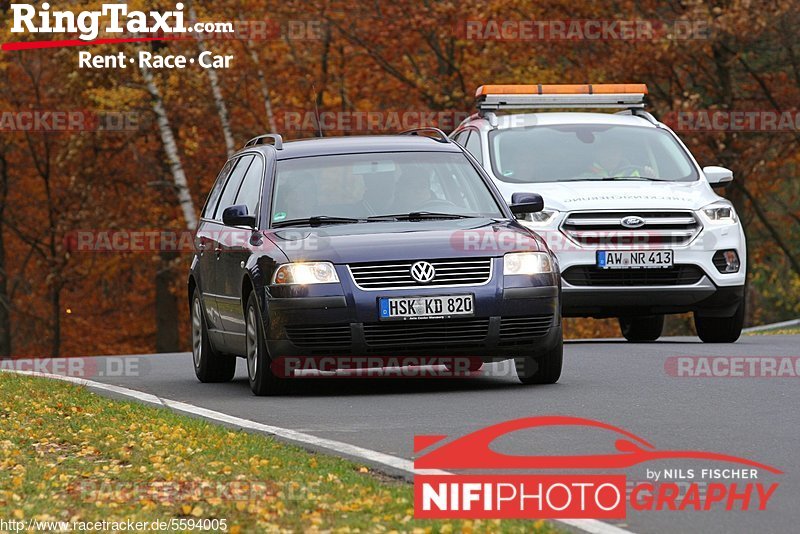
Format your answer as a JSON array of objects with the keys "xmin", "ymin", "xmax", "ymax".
[
  {"xmin": 452, "ymin": 130, "xmax": 467, "ymax": 145},
  {"xmin": 201, "ymin": 159, "xmax": 234, "ymax": 219},
  {"xmin": 235, "ymin": 155, "xmax": 264, "ymax": 217},
  {"xmin": 465, "ymin": 130, "xmax": 483, "ymax": 164},
  {"xmin": 214, "ymin": 155, "xmax": 254, "ymax": 220}
]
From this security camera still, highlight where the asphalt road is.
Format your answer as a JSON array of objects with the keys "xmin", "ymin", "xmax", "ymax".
[{"xmin": 81, "ymin": 335, "xmax": 799, "ymax": 534}]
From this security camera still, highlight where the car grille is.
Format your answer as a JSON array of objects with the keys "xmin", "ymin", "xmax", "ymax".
[
  {"xmin": 348, "ymin": 258, "xmax": 492, "ymax": 290},
  {"xmin": 499, "ymin": 315, "xmax": 553, "ymax": 345},
  {"xmin": 562, "ymin": 265, "xmax": 705, "ymax": 286},
  {"xmin": 561, "ymin": 211, "xmax": 701, "ymax": 247},
  {"xmin": 285, "ymin": 324, "xmax": 352, "ymax": 350},
  {"xmin": 363, "ymin": 318, "xmax": 490, "ymax": 349}
]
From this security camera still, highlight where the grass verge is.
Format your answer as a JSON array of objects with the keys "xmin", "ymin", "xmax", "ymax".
[
  {"xmin": 0, "ymin": 372, "xmax": 556, "ymax": 533},
  {"xmin": 746, "ymin": 326, "xmax": 800, "ymax": 336}
]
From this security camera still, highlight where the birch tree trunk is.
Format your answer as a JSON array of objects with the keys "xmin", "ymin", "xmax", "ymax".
[
  {"xmin": 247, "ymin": 45, "xmax": 278, "ymax": 132},
  {"xmin": 190, "ymin": 3, "xmax": 236, "ymax": 156},
  {"xmin": 141, "ymin": 63, "xmax": 197, "ymax": 230},
  {"xmin": 237, "ymin": 9, "xmax": 277, "ymax": 132},
  {"xmin": 140, "ymin": 63, "xmax": 192, "ymax": 353}
]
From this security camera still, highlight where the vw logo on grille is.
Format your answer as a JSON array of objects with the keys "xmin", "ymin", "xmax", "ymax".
[
  {"xmin": 410, "ymin": 261, "xmax": 436, "ymax": 283},
  {"xmin": 621, "ymin": 216, "xmax": 646, "ymax": 229}
]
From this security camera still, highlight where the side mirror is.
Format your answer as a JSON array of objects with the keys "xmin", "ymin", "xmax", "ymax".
[
  {"xmin": 509, "ymin": 192, "xmax": 544, "ymax": 215},
  {"xmin": 222, "ymin": 205, "xmax": 257, "ymax": 228},
  {"xmin": 703, "ymin": 166, "xmax": 734, "ymax": 189}
]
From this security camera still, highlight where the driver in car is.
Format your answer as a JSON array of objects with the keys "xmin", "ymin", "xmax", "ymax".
[
  {"xmin": 589, "ymin": 143, "xmax": 656, "ymax": 179},
  {"xmin": 317, "ymin": 166, "xmax": 371, "ymax": 216},
  {"xmin": 391, "ymin": 173, "xmax": 434, "ymax": 211}
]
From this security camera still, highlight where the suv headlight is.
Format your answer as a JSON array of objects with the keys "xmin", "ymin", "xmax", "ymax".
[
  {"xmin": 518, "ymin": 209, "xmax": 559, "ymax": 226},
  {"xmin": 503, "ymin": 252, "xmax": 554, "ymax": 275},
  {"xmin": 700, "ymin": 201, "xmax": 737, "ymax": 224},
  {"xmin": 272, "ymin": 262, "xmax": 340, "ymax": 285}
]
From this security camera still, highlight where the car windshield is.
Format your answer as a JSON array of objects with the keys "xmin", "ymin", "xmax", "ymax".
[
  {"xmin": 488, "ymin": 124, "xmax": 698, "ymax": 183},
  {"xmin": 271, "ymin": 151, "xmax": 504, "ymax": 226}
]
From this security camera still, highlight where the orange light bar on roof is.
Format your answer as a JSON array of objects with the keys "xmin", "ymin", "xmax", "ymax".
[
  {"xmin": 475, "ymin": 83, "xmax": 648, "ymax": 111},
  {"xmin": 475, "ymin": 84, "xmax": 648, "ymax": 97}
]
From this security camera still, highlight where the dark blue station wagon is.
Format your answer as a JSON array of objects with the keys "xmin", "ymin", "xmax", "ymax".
[{"xmin": 189, "ymin": 129, "xmax": 562, "ymax": 395}]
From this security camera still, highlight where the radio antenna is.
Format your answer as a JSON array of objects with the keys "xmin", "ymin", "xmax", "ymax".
[{"xmin": 312, "ymin": 84, "xmax": 324, "ymax": 137}]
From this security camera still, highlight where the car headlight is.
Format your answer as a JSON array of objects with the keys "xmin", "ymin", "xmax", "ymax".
[
  {"xmin": 503, "ymin": 252, "xmax": 554, "ymax": 275},
  {"xmin": 272, "ymin": 262, "xmax": 340, "ymax": 285},
  {"xmin": 518, "ymin": 209, "xmax": 559, "ymax": 226},
  {"xmin": 700, "ymin": 201, "xmax": 737, "ymax": 224}
]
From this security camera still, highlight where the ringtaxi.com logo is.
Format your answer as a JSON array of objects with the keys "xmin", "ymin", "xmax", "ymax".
[
  {"xmin": 413, "ymin": 416, "xmax": 781, "ymax": 519},
  {"xmin": 9, "ymin": 2, "xmax": 230, "ymax": 42}
]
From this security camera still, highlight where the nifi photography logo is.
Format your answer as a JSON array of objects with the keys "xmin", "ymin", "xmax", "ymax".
[{"xmin": 413, "ymin": 416, "xmax": 781, "ymax": 519}]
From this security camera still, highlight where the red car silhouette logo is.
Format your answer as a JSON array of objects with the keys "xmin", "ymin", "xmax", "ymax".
[{"xmin": 414, "ymin": 416, "xmax": 782, "ymax": 474}]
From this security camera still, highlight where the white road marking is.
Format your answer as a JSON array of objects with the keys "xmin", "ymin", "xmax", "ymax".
[
  {"xmin": 743, "ymin": 318, "xmax": 800, "ymax": 333},
  {"xmin": 3, "ymin": 369, "xmax": 635, "ymax": 534}
]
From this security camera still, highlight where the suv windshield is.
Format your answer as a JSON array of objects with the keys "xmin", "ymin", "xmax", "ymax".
[
  {"xmin": 489, "ymin": 124, "xmax": 698, "ymax": 183},
  {"xmin": 271, "ymin": 151, "xmax": 504, "ymax": 226}
]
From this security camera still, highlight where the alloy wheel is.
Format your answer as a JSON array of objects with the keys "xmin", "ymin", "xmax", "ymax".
[
  {"xmin": 246, "ymin": 306, "xmax": 258, "ymax": 380},
  {"xmin": 192, "ymin": 297, "xmax": 203, "ymax": 368}
]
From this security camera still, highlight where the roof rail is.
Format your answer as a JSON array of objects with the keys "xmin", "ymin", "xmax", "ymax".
[
  {"xmin": 456, "ymin": 111, "xmax": 498, "ymax": 129},
  {"xmin": 456, "ymin": 112, "xmax": 481, "ymax": 129},
  {"xmin": 399, "ymin": 127, "xmax": 451, "ymax": 143},
  {"xmin": 475, "ymin": 84, "xmax": 648, "ymax": 112},
  {"xmin": 615, "ymin": 108, "xmax": 659, "ymax": 125},
  {"xmin": 244, "ymin": 133, "xmax": 283, "ymax": 150}
]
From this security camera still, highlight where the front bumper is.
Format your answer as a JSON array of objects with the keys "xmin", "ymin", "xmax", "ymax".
[
  {"xmin": 525, "ymin": 216, "xmax": 746, "ymax": 318},
  {"xmin": 264, "ymin": 258, "xmax": 561, "ymax": 359},
  {"xmin": 562, "ymin": 281, "xmax": 744, "ymax": 318}
]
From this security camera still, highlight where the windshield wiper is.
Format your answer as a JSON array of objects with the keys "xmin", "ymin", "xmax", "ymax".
[
  {"xmin": 598, "ymin": 176, "xmax": 657, "ymax": 181},
  {"xmin": 272, "ymin": 215, "xmax": 364, "ymax": 228},
  {"xmin": 367, "ymin": 211, "xmax": 477, "ymax": 222}
]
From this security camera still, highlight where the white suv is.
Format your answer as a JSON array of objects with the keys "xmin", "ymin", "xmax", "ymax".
[{"xmin": 452, "ymin": 84, "xmax": 746, "ymax": 343}]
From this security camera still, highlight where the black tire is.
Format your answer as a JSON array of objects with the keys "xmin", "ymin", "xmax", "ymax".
[
  {"xmin": 192, "ymin": 290, "xmax": 236, "ymax": 383},
  {"xmin": 695, "ymin": 301, "xmax": 745, "ymax": 343},
  {"xmin": 245, "ymin": 292, "xmax": 289, "ymax": 396},
  {"xmin": 515, "ymin": 330, "xmax": 563, "ymax": 385},
  {"xmin": 619, "ymin": 315, "xmax": 664, "ymax": 342}
]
